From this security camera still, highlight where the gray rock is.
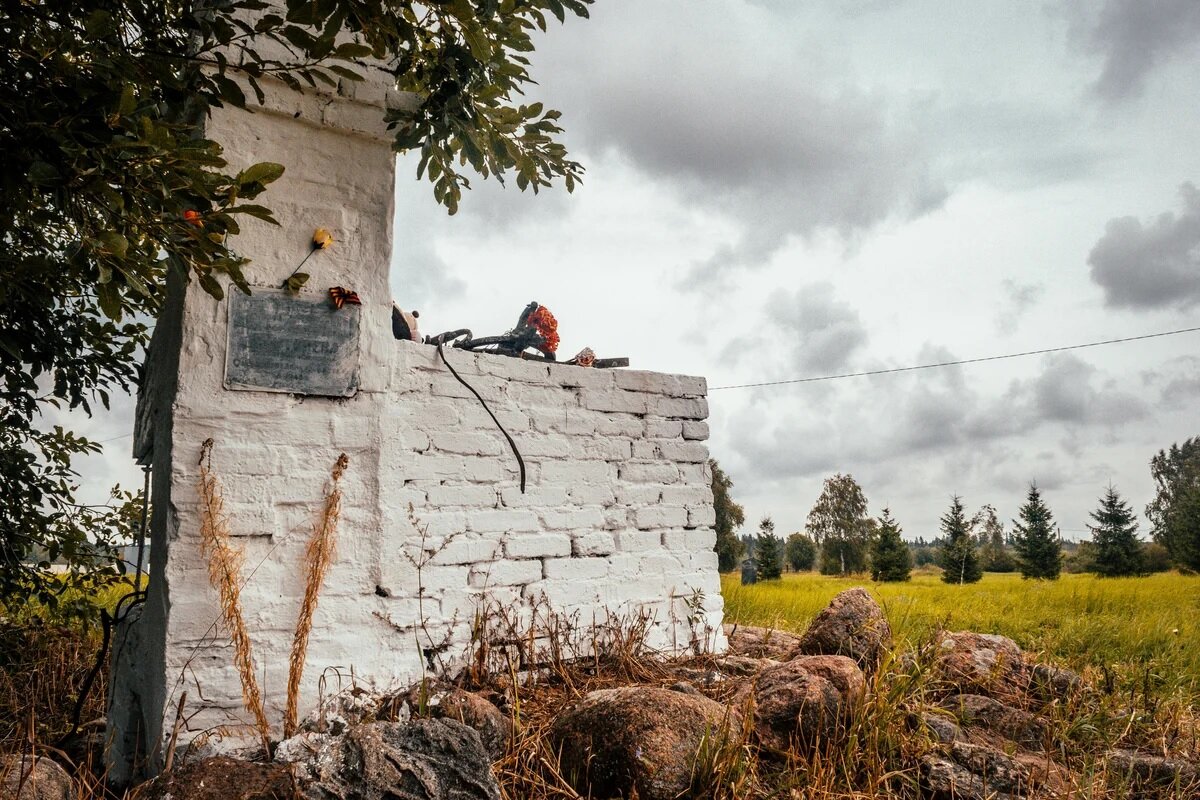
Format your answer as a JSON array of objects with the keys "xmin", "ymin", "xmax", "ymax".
[
  {"xmin": 723, "ymin": 623, "xmax": 803, "ymax": 660},
  {"xmin": 934, "ymin": 631, "xmax": 1027, "ymax": 700},
  {"xmin": 918, "ymin": 711, "xmax": 963, "ymax": 744},
  {"xmin": 948, "ymin": 741, "xmax": 1030, "ymax": 793},
  {"xmin": 715, "ymin": 654, "xmax": 776, "ymax": 676},
  {"xmin": 0, "ymin": 756, "xmax": 72, "ymax": 800},
  {"xmin": 796, "ymin": 588, "xmax": 892, "ymax": 670},
  {"xmin": 135, "ymin": 756, "xmax": 296, "ymax": 800},
  {"xmin": 939, "ymin": 694, "xmax": 1047, "ymax": 749},
  {"xmin": 736, "ymin": 659, "xmax": 844, "ymax": 753},
  {"xmin": 294, "ymin": 719, "xmax": 501, "ymax": 800},
  {"xmin": 788, "ymin": 654, "xmax": 866, "ymax": 704},
  {"xmin": 922, "ymin": 755, "xmax": 1016, "ymax": 800},
  {"xmin": 549, "ymin": 685, "xmax": 740, "ymax": 800},
  {"xmin": 400, "ymin": 682, "xmax": 511, "ymax": 762},
  {"xmin": 921, "ymin": 741, "xmax": 1031, "ymax": 800},
  {"xmin": 1106, "ymin": 749, "xmax": 1198, "ymax": 791},
  {"xmin": 1028, "ymin": 663, "xmax": 1082, "ymax": 701}
]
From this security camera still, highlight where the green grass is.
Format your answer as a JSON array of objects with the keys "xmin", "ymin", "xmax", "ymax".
[{"xmin": 723, "ymin": 568, "xmax": 1200, "ymax": 695}]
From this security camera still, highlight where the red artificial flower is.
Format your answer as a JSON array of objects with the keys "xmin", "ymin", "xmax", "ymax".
[
  {"xmin": 183, "ymin": 209, "xmax": 203, "ymax": 227},
  {"xmin": 528, "ymin": 305, "xmax": 559, "ymax": 354}
]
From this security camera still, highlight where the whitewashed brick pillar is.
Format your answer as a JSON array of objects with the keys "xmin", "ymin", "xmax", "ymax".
[{"xmin": 109, "ymin": 66, "xmax": 410, "ymax": 781}]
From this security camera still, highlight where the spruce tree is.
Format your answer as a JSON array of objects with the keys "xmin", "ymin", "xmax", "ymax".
[
  {"xmin": 755, "ymin": 517, "xmax": 784, "ymax": 580},
  {"xmin": 1012, "ymin": 484, "xmax": 1063, "ymax": 580},
  {"xmin": 1088, "ymin": 486, "xmax": 1143, "ymax": 577},
  {"xmin": 871, "ymin": 508, "xmax": 913, "ymax": 582},
  {"xmin": 939, "ymin": 496, "xmax": 983, "ymax": 584}
]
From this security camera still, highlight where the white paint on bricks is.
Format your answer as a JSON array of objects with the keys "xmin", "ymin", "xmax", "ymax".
[{"xmin": 107, "ymin": 62, "xmax": 725, "ymax": 785}]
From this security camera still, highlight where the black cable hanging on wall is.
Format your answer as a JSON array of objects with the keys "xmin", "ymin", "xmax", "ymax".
[{"xmin": 436, "ymin": 341, "xmax": 527, "ymax": 493}]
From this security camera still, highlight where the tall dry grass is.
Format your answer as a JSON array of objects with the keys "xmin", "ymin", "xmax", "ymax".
[
  {"xmin": 196, "ymin": 438, "xmax": 271, "ymax": 755},
  {"xmin": 284, "ymin": 453, "xmax": 348, "ymax": 738}
]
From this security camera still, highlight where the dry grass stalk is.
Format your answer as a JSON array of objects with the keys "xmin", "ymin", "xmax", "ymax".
[
  {"xmin": 284, "ymin": 453, "xmax": 348, "ymax": 738},
  {"xmin": 197, "ymin": 438, "xmax": 271, "ymax": 755}
]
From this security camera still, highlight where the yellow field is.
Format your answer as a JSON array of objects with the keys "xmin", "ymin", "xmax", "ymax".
[{"xmin": 722, "ymin": 568, "xmax": 1200, "ymax": 695}]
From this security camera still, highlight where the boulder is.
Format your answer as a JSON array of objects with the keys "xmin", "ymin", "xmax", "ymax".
[
  {"xmin": 939, "ymin": 694, "xmax": 1047, "ymax": 749},
  {"xmin": 796, "ymin": 588, "xmax": 892, "ymax": 670},
  {"xmin": 723, "ymin": 624, "xmax": 803, "ymax": 660},
  {"xmin": 670, "ymin": 681, "xmax": 702, "ymax": 696},
  {"xmin": 281, "ymin": 719, "xmax": 500, "ymax": 800},
  {"xmin": 549, "ymin": 686, "xmax": 740, "ymax": 800},
  {"xmin": 1106, "ymin": 749, "xmax": 1198, "ymax": 791},
  {"xmin": 401, "ymin": 682, "xmax": 511, "ymax": 761},
  {"xmin": 0, "ymin": 756, "xmax": 72, "ymax": 800},
  {"xmin": 788, "ymin": 655, "xmax": 866, "ymax": 704},
  {"xmin": 921, "ymin": 741, "xmax": 1031, "ymax": 800},
  {"xmin": 934, "ymin": 631, "xmax": 1027, "ymax": 700},
  {"xmin": 134, "ymin": 756, "xmax": 296, "ymax": 800},
  {"xmin": 1027, "ymin": 663, "xmax": 1082, "ymax": 701},
  {"xmin": 921, "ymin": 754, "xmax": 1015, "ymax": 800},
  {"xmin": 715, "ymin": 654, "xmax": 776, "ymax": 676},
  {"xmin": 736, "ymin": 660, "xmax": 844, "ymax": 752},
  {"xmin": 917, "ymin": 711, "xmax": 963, "ymax": 744}
]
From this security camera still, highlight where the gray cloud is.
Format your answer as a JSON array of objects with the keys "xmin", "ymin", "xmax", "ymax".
[
  {"xmin": 725, "ymin": 351, "xmax": 1148, "ymax": 498},
  {"xmin": 765, "ymin": 283, "xmax": 869, "ymax": 374},
  {"xmin": 959, "ymin": 354, "xmax": 1148, "ymax": 438},
  {"xmin": 1074, "ymin": 0, "xmax": 1200, "ymax": 101},
  {"xmin": 1087, "ymin": 182, "xmax": 1200, "ymax": 310},
  {"xmin": 389, "ymin": 171, "xmax": 468, "ymax": 310},
  {"xmin": 532, "ymin": 1, "xmax": 945, "ymax": 287},
  {"xmin": 1155, "ymin": 355, "xmax": 1200, "ymax": 409},
  {"xmin": 996, "ymin": 279, "xmax": 1045, "ymax": 335}
]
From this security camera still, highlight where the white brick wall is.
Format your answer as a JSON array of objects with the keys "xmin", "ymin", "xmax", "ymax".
[{"xmin": 109, "ymin": 65, "xmax": 725, "ymax": 784}]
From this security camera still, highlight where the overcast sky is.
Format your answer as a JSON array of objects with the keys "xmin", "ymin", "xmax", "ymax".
[{"xmin": 73, "ymin": 0, "xmax": 1199, "ymax": 542}]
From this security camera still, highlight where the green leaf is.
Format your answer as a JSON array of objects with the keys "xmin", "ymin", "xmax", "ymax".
[
  {"xmin": 334, "ymin": 42, "xmax": 373, "ymax": 59},
  {"xmin": 228, "ymin": 204, "xmax": 280, "ymax": 224},
  {"xmin": 28, "ymin": 161, "xmax": 60, "ymax": 186},
  {"xmin": 117, "ymin": 85, "xmax": 136, "ymax": 116},
  {"xmin": 198, "ymin": 272, "xmax": 225, "ymax": 300},
  {"xmin": 461, "ymin": 24, "xmax": 493, "ymax": 61},
  {"xmin": 96, "ymin": 282, "xmax": 123, "ymax": 320},
  {"xmin": 237, "ymin": 162, "xmax": 286, "ymax": 186},
  {"xmin": 98, "ymin": 231, "xmax": 129, "ymax": 258},
  {"xmin": 327, "ymin": 64, "xmax": 364, "ymax": 82},
  {"xmin": 285, "ymin": 273, "xmax": 310, "ymax": 292}
]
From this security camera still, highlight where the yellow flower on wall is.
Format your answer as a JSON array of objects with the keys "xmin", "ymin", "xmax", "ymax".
[{"xmin": 312, "ymin": 228, "xmax": 334, "ymax": 250}]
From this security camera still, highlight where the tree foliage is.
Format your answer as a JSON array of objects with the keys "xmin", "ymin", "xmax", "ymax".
[
  {"xmin": 785, "ymin": 533, "xmax": 817, "ymax": 572},
  {"xmin": 710, "ymin": 459, "xmax": 746, "ymax": 572},
  {"xmin": 973, "ymin": 504, "xmax": 1015, "ymax": 572},
  {"xmin": 1089, "ymin": 486, "xmax": 1143, "ymax": 577},
  {"xmin": 1, "ymin": 0, "xmax": 589, "ymax": 610},
  {"xmin": 1146, "ymin": 437, "xmax": 1200, "ymax": 570},
  {"xmin": 1012, "ymin": 484, "xmax": 1063, "ymax": 580},
  {"xmin": 807, "ymin": 473, "xmax": 875, "ymax": 575},
  {"xmin": 938, "ymin": 495, "xmax": 982, "ymax": 584},
  {"xmin": 871, "ymin": 508, "xmax": 912, "ymax": 582},
  {"xmin": 754, "ymin": 517, "xmax": 783, "ymax": 580}
]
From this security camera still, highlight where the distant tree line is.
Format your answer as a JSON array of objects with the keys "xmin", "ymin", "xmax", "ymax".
[{"xmin": 710, "ymin": 435, "xmax": 1200, "ymax": 583}]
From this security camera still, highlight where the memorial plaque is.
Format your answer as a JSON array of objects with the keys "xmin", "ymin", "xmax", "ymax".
[{"xmin": 224, "ymin": 289, "xmax": 361, "ymax": 397}]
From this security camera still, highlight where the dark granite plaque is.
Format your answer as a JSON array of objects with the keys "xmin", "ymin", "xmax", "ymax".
[{"xmin": 224, "ymin": 289, "xmax": 360, "ymax": 397}]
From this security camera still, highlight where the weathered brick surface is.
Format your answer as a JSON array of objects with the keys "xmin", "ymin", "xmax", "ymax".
[{"xmin": 113, "ymin": 66, "xmax": 725, "ymax": 784}]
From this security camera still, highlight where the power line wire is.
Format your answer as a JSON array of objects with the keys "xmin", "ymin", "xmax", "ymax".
[{"xmin": 709, "ymin": 325, "xmax": 1200, "ymax": 391}]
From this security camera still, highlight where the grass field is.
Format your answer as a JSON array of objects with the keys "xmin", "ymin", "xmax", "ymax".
[{"xmin": 722, "ymin": 568, "xmax": 1200, "ymax": 697}]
